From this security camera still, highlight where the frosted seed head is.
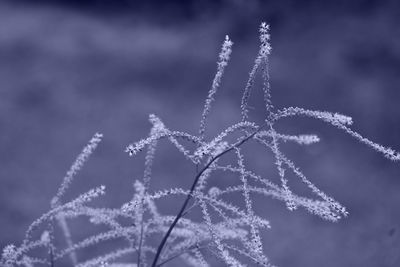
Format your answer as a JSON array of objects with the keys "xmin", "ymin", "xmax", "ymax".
[
  {"xmin": 297, "ymin": 134, "xmax": 320, "ymax": 145},
  {"xmin": 121, "ymin": 200, "xmax": 139, "ymax": 214},
  {"xmin": 40, "ymin": 231, "xmax": 50, "ymax": 244},
  {"xmin": 219, "ymin": 35, "xmax": 233, "ymax": 65},
  {"xmin": 2, "ymin": 244, "xmax": 17, "ymax": 263},
  {"xmin": 259, "ymin": 22, "xmax": 272, "ymax": 56},
  {"xmin": 126, "ymin": 143, "xmax": 144, "ymax": 156},
  {"xmin": 333, "ymin": 113, "xmax": 353, "ymax": 125},
  {"xmin": 208, "ymin": 187, "xmax": 221, "ymax": 198}
]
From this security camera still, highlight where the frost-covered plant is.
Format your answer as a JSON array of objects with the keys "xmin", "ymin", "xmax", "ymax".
[{"xmin": 2, "ymin": 23, "xmax": 399, "ymax": 267}]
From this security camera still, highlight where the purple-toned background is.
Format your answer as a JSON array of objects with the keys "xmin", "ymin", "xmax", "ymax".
[{"xmin": 1, "ymin": 1, "xmax": 400, "ymax": 266}]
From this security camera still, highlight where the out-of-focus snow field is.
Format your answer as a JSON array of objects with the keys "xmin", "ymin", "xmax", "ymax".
[{"xmin": 1, "ymin": 1, "xmax": 400, "ymax": 266}]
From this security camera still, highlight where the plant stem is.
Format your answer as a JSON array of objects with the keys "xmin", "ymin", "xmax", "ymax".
[
  {"xmin": 137, "ymin": 215, "xmax": 145, "ymax": 267},
  {"xmin": 155, "ymin": 243, "xmax": 209, "ymax": 267},
  {"xmin": 50, "ymin": 247, "xmax": 54, "ymax": 267},
  {"xmin": 150, "ymin": 123, "xmax": 266, "ymax": 266}
]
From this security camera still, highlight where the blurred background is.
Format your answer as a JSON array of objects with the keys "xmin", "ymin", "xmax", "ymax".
[{"xmin": 1, "ymin": 0, "xmax": 400, "ymax": 266}]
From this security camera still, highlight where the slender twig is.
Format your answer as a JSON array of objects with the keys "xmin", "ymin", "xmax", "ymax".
[
  {"xmin": 137, "ymin": 212, "xmax": 145, "ymax": 267},
  {"xmin": 156, "ymin": 243, "xmax": 210, "ymax": 267},
  {"xmin": 150, "ymin": 122, "xmax": 267, "ymax": 266},
  {"xmin": 49, "ymin": 246, "xmax": 54, "ymax": 267},
  {"xmin": 181, "ymin": 202, "xmax": 198, "ymax": 218}
]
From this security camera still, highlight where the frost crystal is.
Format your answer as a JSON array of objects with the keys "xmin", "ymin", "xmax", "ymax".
[{"xmin": 2, "ymin": 245, "xmax": 17, "ymax": 262}]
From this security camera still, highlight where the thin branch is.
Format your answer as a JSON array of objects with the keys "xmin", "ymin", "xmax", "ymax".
[{"xmin": 150, "ymin": 122, "xmax": 267, "ymax": 266}]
